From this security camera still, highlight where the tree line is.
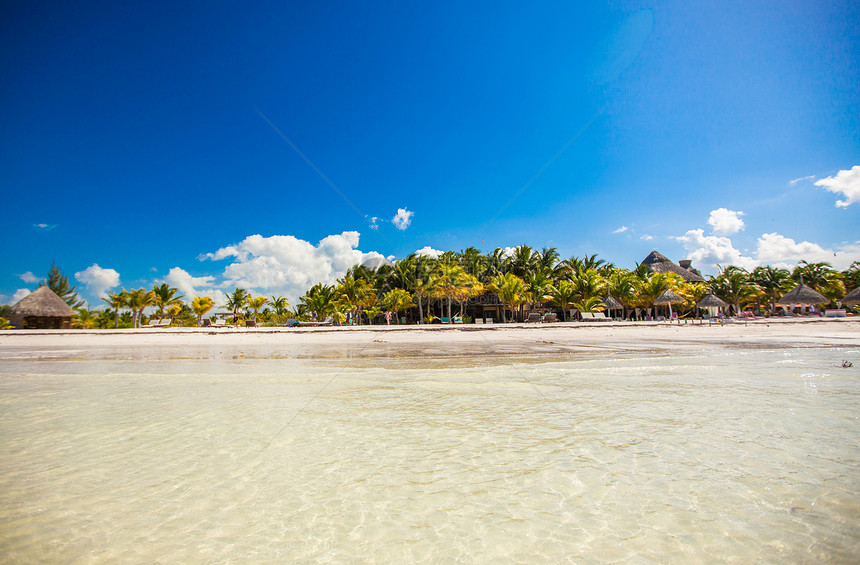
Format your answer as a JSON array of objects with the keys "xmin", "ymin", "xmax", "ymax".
[{"xmin": 4, "ymin": 250, "xmax": 859, "ymax": 328}]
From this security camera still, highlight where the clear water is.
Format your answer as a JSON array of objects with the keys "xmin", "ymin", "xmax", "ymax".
[{"xmin": 0, "ymin": 347, "xmax": 857, "ymax": 563}]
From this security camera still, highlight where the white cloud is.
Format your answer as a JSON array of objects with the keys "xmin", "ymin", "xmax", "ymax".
[
  {"xmin": 11, "ymin": 288, "xmax": 31, "ymax": 303},
  {"xmin": 707, "ymin": 208, "xmax": 745, "ymax": 236},
  {"xmin": 752, "ymin": 232, "xmax": 860, "ymax": 269},
  {"xmin": 369, "ymin": 217, "xmax": 380, "ymax": 230},
  {"xmin": 640, "ymin": 234, "xmax": 654, "ymax": 241},
  {"xmin": 18, "ymin": 271, "xmax": 40, "ymax": 284},
  {"xmin": 201, "ymin": 231, "xmax": 386, "ymax": 304},
  {"xmin": 162, "ymin": 267, "xmax": 219, "ymax": 304},
  {"xmin": 674, "ymin": 229, "xmax": 758, "ymax": 271},
  {"xmin": 414, "ymin": 246, "xmax": 443, "ymax": 259},
  {"xmin": 613, "ymin": 226, "xmax": 628, "ymax": 234},
  {"xmin": 789, "ymin": 175, "xmax": 815, "ymax": 186},
  {"xmin": 815, "ymin": 165, "xmax": 860, "ymax": 207},
  {"xmin": 32, "ymin": 223, "xmax": 57, "ymax": 231},
  {"xmin": 74, "ymin": 264, "xmax": 120, "ymax": 299},
  {"xmin": 392, "ymin": 208, "xmax": 414, "ymax": 230}
]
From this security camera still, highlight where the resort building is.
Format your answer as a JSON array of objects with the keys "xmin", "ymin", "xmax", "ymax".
[{"xmin": 640, "ymin": 251, "xmax": 706, "ymax": 283}]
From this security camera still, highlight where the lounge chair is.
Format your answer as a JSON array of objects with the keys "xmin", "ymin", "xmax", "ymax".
[
  {"xmin": 541, "ymin": 313, "xmax": 557, "ymax": 323},
  {"xmin": 485, "ymin": 317, "xmax": 494, "ymax": 324},
  {"xmin": 580, "ymin": 312, "xmax": 594, "ymax": 321},
  {"xmin": 526, "ymin": 312, "xmax": 541, "ymax": 323},
  {"xmin": 245, "ymin": 320, "xmax": 258, "ymax": 328}
]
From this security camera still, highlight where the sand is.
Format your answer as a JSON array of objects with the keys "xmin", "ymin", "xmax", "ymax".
[{"xmin": 1, "ymin": 318, "xmax": 857, "ymax": 360}]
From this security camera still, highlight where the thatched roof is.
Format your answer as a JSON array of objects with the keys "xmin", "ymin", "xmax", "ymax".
[
  {"xmin": 601, "ymin": 295, "xmax": 623, "ymax": 310},
  {"xmin": 654, "ymin": 289, "xmax": 685, "ymax": 305},
  {"xmin": 842, "ymin": 286, "xmax": 860, "ymax": 305},
  {"xmin": 778, "ymin": 282, "xmax": 827, "ymax": 305},
  {"xmin": 697, "ymin": 293, "xmax": 728, "ymax": 308},
  {"xmin": 7, "ymin": 286, "xmax": 75, "ymax": 317},
  {"xmin": 641, "ymin": 251, "xmax": 706, "ymax": 282}
]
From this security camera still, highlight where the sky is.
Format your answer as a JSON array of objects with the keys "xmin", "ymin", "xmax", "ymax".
[{"xmin": 2, "ymin": 1, "xmax": 858, "ymax": 307}]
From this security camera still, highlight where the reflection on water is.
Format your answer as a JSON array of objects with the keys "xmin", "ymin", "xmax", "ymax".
[{"xmin": 0, "ymin": 348, "xmax": 858, "ymax": 563}]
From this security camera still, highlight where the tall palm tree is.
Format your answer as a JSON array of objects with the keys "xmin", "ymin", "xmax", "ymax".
[
  {"xmin": 269, "ymin": 296, "xmax": 290, "ymax": 324},
  {"xmin": 750, "ymin": 266, "xmax": 793, "ymax": 315},
  {"xmin": 246, "ymin": 295, "xmax": 268, "ymax": 321},
  {"xmin": 337, "ymin": 275, "xmax": 374, "ymax": 324},
  {"xmin": 547, "ymin": 280, "xmax": 577, "ymax": 320},
  {"xmin": 300, "ymin": 283, "xmax": 336, "ymax": 321},
  {"xmin": 224, "ymin": 288, "xmax": 249, "ymax": 321},
  {"xmin": 792, "ymin": 261, "xmax": 844, "ymax": 302},
  {"xmin": 430, "ymin": 264, "xmax": 468, "ymax": 322},
  {"xmin": 124, "ymin": 287, "xmax": 155, "ymax": 328},
  {"xmin": 191, "ymin": 296, "xmax": 215, "ymax": 326},
  {"xmin": 571, "ymin": 268, "xmax": 605, "ymax": 302},
  {"xmin": 489, "ymin": 272, "xmax": 526, "ymax": 322},
  {"xmin": 101, "ymin": 289, "xmax": 127, "ymax": 329},
  {"xmin": 572, "ymin": 296, "xmax": 605, "ymax": 316},
  {"xmin": 381, "ymin": 288, "xmax": 414, "ymax": 324},
  {"xmin": 709, "ymin": 266, "xmax": 757, "ymax": 315},
  {"xmin": 152, "ymin": 283, "xmax": 184, "ymax": 318},
  {"xmin": 73, "ymin": 308, "xmax": 97, "ymax": 329}
]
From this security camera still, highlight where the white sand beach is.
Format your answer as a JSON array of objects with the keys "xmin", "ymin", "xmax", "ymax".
[{"xmin": 0, "ymin": 317, "xmax": 857, "ymax": 359}]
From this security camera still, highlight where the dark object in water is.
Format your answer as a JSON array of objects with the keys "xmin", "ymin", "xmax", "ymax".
[{"xmin": 842, "ymin": 360, "xmax": 853, "ymax": 368}]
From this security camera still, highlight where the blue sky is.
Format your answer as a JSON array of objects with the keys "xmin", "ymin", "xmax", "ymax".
[{"xmin": 2, "ymin": 1, "xmax": 858, "ymax": 306}]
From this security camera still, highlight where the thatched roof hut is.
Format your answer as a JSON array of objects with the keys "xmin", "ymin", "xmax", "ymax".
[
  {"xmin": 697, "ymin": 293, "xmax": 728, "ymax": 309},
  {"xmin": 641, "ymin": 251, "xmax": 706, "ymax": 282},
  {"xmin": 601, "ymin": 294, "xmax": 623, "ymax": 310},
  {"xmin": 842, "ymin": 286, "xmax": 860, "ymax": 305},
  {"xmin": 654, "ymin": 289, "xmax": 685, "ymax": 305},
  {"xmin": 5, "ymin": 286, "xmax": 75, "ymax": 329},
  {"xmin": 778, "ymin": 282, "xmax": 827, "ymax": 306}
]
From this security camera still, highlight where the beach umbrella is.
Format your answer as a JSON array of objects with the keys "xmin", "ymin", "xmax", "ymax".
[
  {"xmin": 842, "ymin": 286, "xmax": 860, "ymax": 305},
  {"xmin": 654, "ymin": 288, "xmax": 684, "ymax": 319},
  {"xmin": 600, "ymin": 294, "xmax": 623, "ymax": 319},
  {"xmin": 697, "ymin": 292, "xmax": 727, "ymax": 318}
]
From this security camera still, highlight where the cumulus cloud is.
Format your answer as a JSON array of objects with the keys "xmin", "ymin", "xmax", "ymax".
[
  {"xmin": 414, "ymin": 246, "xmax": 443, "ymax": 259},
  {"xmin": 11, "ymin": 289, "xmax": 31, "ymax": 303},
  {"xmin": 707, "ymin": 208, "xmax": 745, "ymax": 236},
  {"xmin": 815, "ymin": 165, "xmax": 860, "ymax": 207},
  {"xmin": 613, "ymin": 226, "xmax": 628, "ymax": 234},
  {"xmin": 18, "ymin": 271, "xmax": 40, "ymax": 284},
  {"xmin": 74, "ymin": 264, "xmax": 120, "ymax": 299},
  {"xmin": 369, "ymin": 216, "xmax": 380, "ymax": 230},
  {"xmin": 640, "ymin": 234, "xmax": 654, "ymax": 241},
  {"xmin": 162, "ymin": 267, "xmax": 219, "ymax": 304},
  {"xmin": 392, "ymin": 208, "xmax": 414, "ymax": 230},
  {"xmin": 201, "ymin": 231, "xmax": 389, "ymax": 304},
  {"xmin": 674, "ymin": 229, "xmax": 758, "ymax": 271}
]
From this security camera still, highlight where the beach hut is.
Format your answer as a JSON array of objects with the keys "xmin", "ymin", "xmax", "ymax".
[
  {"xmin": 842, "ymin": 286, "xmax": 860, "ymax": 305},
  {"xmin": 5, "ymin": 285, "xmax": 75, "ymax": 329},
  {"xmin": 697, "ymin": 293, "xmax": 728, "ymax": 318},
  {"xmin": 654, "ymin": 288, "xmax": 685, "ymax": 320},
  {"xmin": 600, "ymin": 294, "xmax": 623, "ymax": 320},
  {"xmin": 777, "ymin": 279, "xmax": 828, "ymax": 315},
  {"xmin": 641, "ymin": 251, "xmax": 706, "ymax": 283}
]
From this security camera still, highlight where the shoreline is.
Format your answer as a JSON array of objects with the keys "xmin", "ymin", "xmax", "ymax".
[{"xmin": 1, "ymin": 318, "xmax": 857, "ymax": 360}]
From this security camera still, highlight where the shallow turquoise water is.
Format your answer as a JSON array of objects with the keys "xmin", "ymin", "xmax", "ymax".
[{"xmin": 0, "ymin": 347, "xmax": 857, "ymax": 563}]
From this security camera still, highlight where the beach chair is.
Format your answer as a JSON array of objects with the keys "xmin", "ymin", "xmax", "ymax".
[
  {"xmin": 541, "ymin": 313, "xmax": 557, "ymax": 323},
  {"xmin": 474, "ymin": 318, "xmax": 484, "ymax": 324},
  {"xmin": 526, "ymin": 312, "xmax": 541, "ymax": 323},
  {"xmin": 245, "ymin": 320, "xmax": 258, "ymax": 327},
  {"xmin": 453, "ymin": 316, "xmax": 463, "ymax": 324},
  {"xmin": 580, "ymin": 312, "xmax": 594, "ymax": 321},
  {"xmin": 485, "ymin": 317, "xmax": 494, "ymax": 324}
]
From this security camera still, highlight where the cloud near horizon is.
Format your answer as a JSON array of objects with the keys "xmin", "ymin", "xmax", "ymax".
[
  {"xmin": 74, "ymin": 264, "xmax": 120, "ymax": 300},
  {"xmin": 815, "ymin": 165, "xmax": 860, "ymax": 207},
  {"xmin": 199, "ymin": 231, "xmax": 392, "ymax": 304}
]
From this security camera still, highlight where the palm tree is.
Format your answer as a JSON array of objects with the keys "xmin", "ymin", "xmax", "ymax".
[
  {"xmin": 124, "ymin": 287, "xmax": 155, "ymax": 328},
  {"xmin": 571, "ymin": 269, "xmax": 605, "ymax": 302},
  {"xmin": 73, "ymin": 308, "xmax": 97, "ymax": 329},
  {"xmin": 489, "ymin": 272, "xmax": 526, "ymax": 322},
  {"xmin": 224, "ymin": 288, "xmax": 249, "ymax": 322},
  {"xmin": 709, "ymin": 266, "xmax": 757, "ymax": 316},
  {"xmin": 101, "ymin": 289, "xmax": 127, "ymax": 329},
  {"xmin": 547, "ymin": 280, "xmax": 577, "ymax": 320},
  {"xmin": 381, "ymin": 288, "xmax": 414, "ymax": 324},
  {"xmin": 572, "ymin": 296, "xmax": 605, "ymax": 316},
  {"xmin": 750, "ymin": 266, "xmax": 793, "ymax": 315},
  {"xmin": 454, "ymin": 274, "xmax": 483, "ymax": 318},
  {"xmin": 247, "ymin": 295, "xmax": 268, "ymax": 321},
  {"xmin": 606, "ymin": 269, "xmax": 639, "ymax": 320},
  {"xmin": 430, "ymin": 263, "xmax": 468, "ymax": 322},
  {"xmin": 337, "ymin": 275, "xmax": 374, "ymax": 324},
  {"xmin": 269, "ymin": 296, "xmax": 290, "ymax": 324},
  {"xmin": 152, "ymin": 283, "xmax": 185, "ymax": 318},
  {"xmin": 191, "ymin": 296, "xmax": 215, "ymax": 326},
  {"xmin": 842, "ymin": 261, "xmax": 860, "ymax": 293},
  {"xmin": 525, "ymin": 271, "xmax": 553, "ymax": 312},
  {"xmin": 793, "ymin": 261, "xmax": 844, "ymax": 302},
  {"xmin": 509, "ymin": 245, "xmax": 537, "ymax": 278},
  {"xmin": 300, "ymin": 283, "xmax": 336, "ymax": 322}
]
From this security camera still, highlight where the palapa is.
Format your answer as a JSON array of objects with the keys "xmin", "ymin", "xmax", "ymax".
[
  {"xmin": 601, "ymin": 294, "xmax": 623, "ymax": 310},
  {"xmin": 777, "ymin": 282, "xmax": 827, "ymax": 306},
  {"xmin": 5, "ymin": 285, "xmax": 76, "ymax": 329},
  {"xmin": 842, "ymin": 286, "xmax": 860, "ymax": 305},
  {"xmin": 654, "ymin": 289, "xmax": 685, "ymax": 305},
  {"xmin": 641, "ymin": 251, "xmax": 706, "ymax": 283},
  {"xmin": 697, "ymin": 293, "xmax": 728, "ymax": 308}
]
